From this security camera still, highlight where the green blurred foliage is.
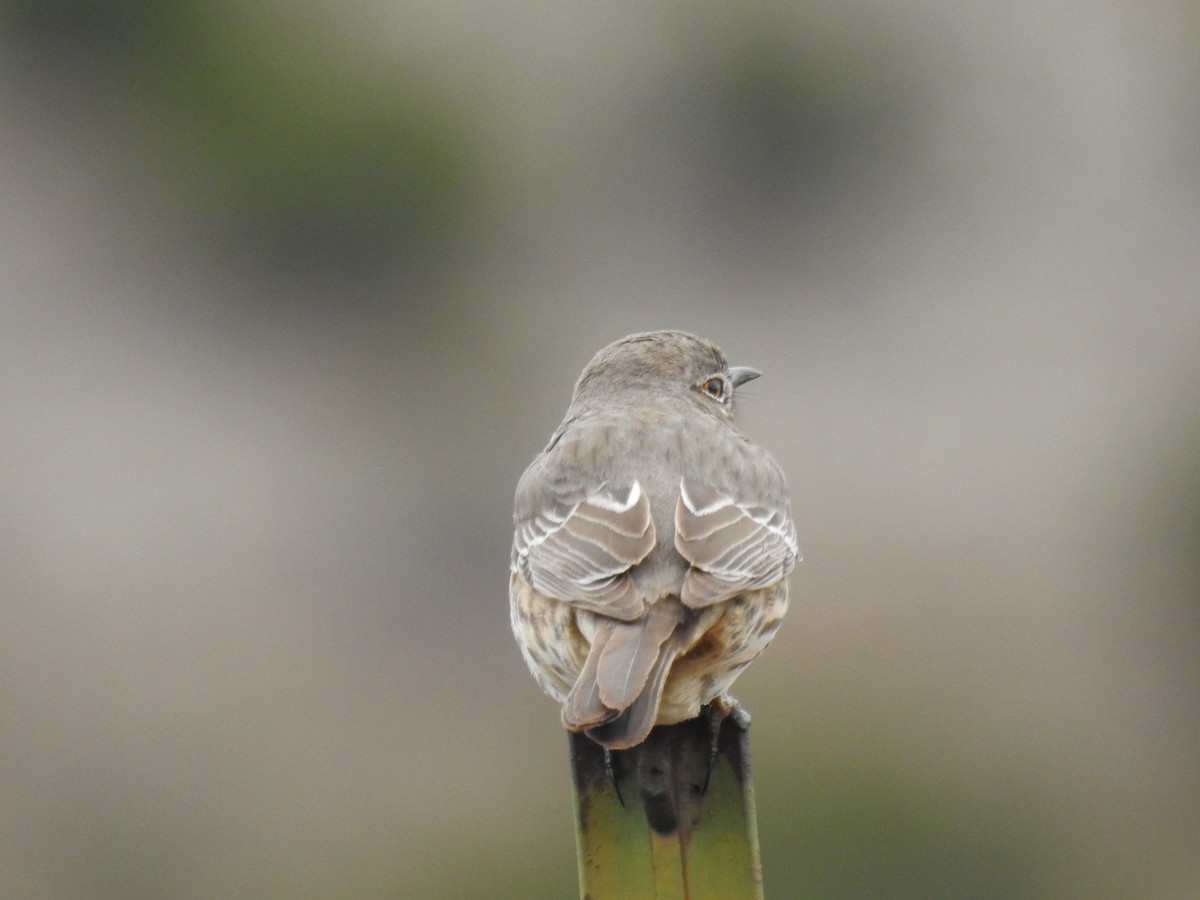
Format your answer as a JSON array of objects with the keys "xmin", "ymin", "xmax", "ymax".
[
  {"xmin": 4, "ymin": 0, "xmax": 488, "ymax": 283},
  {"xmin": 759, "ymin": 757, "xmax": 1058, "ymax": 898}
]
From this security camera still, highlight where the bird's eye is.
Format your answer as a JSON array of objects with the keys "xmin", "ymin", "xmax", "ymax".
[{"xmin": 701, "ymin": 376, "xmax": 726, "ymax": 400}]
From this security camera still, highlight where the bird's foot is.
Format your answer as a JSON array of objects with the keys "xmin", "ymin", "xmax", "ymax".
[
  {"xmin": 603, "ymin": 748, "xmax": 626, "ymax": 808},
  {"xmin": 701, "ymin": 695, "xmax": 749, "ymax": 793}
]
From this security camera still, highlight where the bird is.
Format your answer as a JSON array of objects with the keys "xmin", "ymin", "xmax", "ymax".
[{"xmin": 509, "ymin": 331, "xmax": 798, "ymax": 758}]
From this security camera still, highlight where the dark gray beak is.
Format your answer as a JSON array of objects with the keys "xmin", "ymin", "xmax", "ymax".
[{"xmin": 728, "ymin": 366, "xmax": 762, "ymax": 388}]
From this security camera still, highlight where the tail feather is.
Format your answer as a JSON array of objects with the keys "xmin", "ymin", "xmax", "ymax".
[
  {"xmin": 596, "ymin": 607, "xmax": 679, "ymax": 710},
  {"xmin": 586, "ymin": 630, "xmax": 680, "ymax": 750},
  {"xmin": 566, "ymin": 606, "xmax": 684, "ymax": 750},
  {"xmin": 561, "ymin": 621, "xmax": 617, "ymax": 730}
]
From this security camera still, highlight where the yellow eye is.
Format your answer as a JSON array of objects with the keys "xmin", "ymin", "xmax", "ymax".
[{"xmin": 702, "ymin": 377, "xmax": 725, "ymax": 400}]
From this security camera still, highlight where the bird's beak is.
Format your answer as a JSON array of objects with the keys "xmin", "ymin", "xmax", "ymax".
[{"xmin": 728, "ymin": 366, "xmax": 762, "ymax": 388}]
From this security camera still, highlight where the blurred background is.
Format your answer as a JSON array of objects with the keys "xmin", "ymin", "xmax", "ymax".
[{"xmin": 1, "ymin": 1, "xmax": 1197, "ymax": 897}]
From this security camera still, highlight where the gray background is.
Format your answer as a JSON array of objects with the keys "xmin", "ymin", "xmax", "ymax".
[{"xmin": 2, "ymin": 2, "xmax": 1197, "ymax": 897}]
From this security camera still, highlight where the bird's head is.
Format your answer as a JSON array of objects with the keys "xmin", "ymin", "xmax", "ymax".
[{"xmin": 571, "ymin": 330, "xmax": 761, "ymax": 421}]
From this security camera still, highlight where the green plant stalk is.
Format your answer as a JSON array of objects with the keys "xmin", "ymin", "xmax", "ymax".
[{"xmin": 570, "ymin": 714, "xmax": 764, "ymax": 899}]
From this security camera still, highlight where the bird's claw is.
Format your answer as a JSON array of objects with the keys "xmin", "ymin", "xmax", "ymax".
[
  {"xmin": 604, "ymin": 748, "xmax": 626, "ymax": 807},
  {"xmin": 701, "ymin": 696, "xmax": 749, "ymax": 793}
]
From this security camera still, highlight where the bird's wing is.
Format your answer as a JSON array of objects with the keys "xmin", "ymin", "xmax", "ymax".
[
  {"xmin": 513, "ymin": 475, "xmax": 656, "ymax": 621},
  {"xmin": 674, "ymin": 476, "xmax": 799, "ymax": 608}
]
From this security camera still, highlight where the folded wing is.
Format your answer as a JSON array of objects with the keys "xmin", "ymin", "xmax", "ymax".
[
  {"xmin": 513, "ymin": 481, "xmax": 656, "ymax": 621},
  {"xmin": 674, "ymin": 477, "xmax": 799, "ymax": 608}
]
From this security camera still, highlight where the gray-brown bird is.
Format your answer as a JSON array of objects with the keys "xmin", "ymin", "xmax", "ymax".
[{"xmin": 510, "ymin": 331, "xmax": 798, "ymax": 753}]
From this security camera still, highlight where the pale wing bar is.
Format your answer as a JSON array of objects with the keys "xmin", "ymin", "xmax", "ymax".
[
  {"xmin": 675, "ymin": 478, "xmax": 799, "ymax": 608},
  {"xmin": 514, "ymin": 482, "xmax": 656, "ymax": 620}
]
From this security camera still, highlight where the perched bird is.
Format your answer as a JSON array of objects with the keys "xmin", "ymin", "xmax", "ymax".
[{"xmin": 510, "ymin": 331, "xmax": 798, "ymax": 755}]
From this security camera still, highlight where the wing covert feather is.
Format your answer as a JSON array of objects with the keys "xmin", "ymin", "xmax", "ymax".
[
  {"xmin": 513, "ymin": 480, "xmax": 655, "ymax": 620},
  {"xmin": 675, "ymin": 477, "xmax": 798, "ymax": 608}
]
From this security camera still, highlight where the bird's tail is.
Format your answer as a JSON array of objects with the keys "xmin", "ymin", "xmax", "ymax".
[{"xmin": 562, "ymin": 607, "xmax": 681, "ymax": 751}]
